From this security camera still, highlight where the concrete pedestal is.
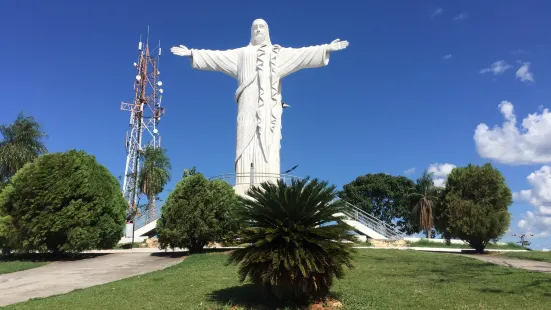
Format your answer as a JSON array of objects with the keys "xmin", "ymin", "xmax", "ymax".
[{"xmin": 233, "ymin": 184, "xmax": 252, "ymax": 198}]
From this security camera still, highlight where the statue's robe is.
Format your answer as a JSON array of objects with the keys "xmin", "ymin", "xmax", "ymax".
[{"xmin": 190, "ymin": 43, "xmax": 329, "ymax": 184}]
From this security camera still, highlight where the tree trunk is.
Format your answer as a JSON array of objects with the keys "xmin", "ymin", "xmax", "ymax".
[
  {"xmin": 147, "ymin": 195, "xmax": 156, "ymax": 222},
  {"xmin": 469, "ymin": 240, "xmax": 486, "ymax": 254},
  {"xmin": 425, "ymin": 229, "xmax": 431, "ymax": 239},
  {"xmin": 188, "ymin": 240, "xmax": 206, "ymax": 254}
]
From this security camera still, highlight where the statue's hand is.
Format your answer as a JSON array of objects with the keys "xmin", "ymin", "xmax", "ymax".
[
  {"xmin": 171, "ymin": 45, "xmax": 191, "ymax": 57},
  {"xmin": 328, "ymin": 39, "xmax": 349, "ymax": 52}
]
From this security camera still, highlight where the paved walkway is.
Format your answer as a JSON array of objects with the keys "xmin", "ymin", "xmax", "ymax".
[
  {"xmin": 466, "ymin": 254, "xmax": 551, "ymax": 273},
  {"xmin": 352, "ymin": 246, "xmax": 528, "ymax": 253},
  {"xmin": 0, "ymin": 252, "xmax": 186, "ymax": 307}
]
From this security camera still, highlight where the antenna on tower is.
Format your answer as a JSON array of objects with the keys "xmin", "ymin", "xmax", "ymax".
[
  {"xmin": 146, "ymin": 25, "xmax": 150, "ymax": 47},
  {"xmin": 120, "ymin": 27, "xmax": 165, "ymax": 240}
]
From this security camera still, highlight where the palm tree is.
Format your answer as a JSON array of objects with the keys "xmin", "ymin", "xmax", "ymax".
[
  {"xmin": 0, "ymin": 112, "xmax": 47, "ymax": 183},
  {"xmin": 137, "ymin": 146, "xmax": 171, "ymax": 220},
  {"xmin": 228, "ymin": 177, "xmax": 355, "ymax": 304},
  {"xmin": 409, "ymin": 171, "xmax": 439, "ymax": 239}
]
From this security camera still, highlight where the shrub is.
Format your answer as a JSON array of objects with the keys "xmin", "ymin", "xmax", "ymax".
[
  {"xmin": 436, "ymin": 163, "xmax": 512, "ymax": 253},
  {"xmin": 0, "ymin": 150, "xmax": 127, "ymax": 253},
  {"xmin": 228, "ymin": 178, "xmax": 355, "ymax": 304},
  {"xmin": 156, "ymin": 173, "xmax": 242, "ymax": 253}
]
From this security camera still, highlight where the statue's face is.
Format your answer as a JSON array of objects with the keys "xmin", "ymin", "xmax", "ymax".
[{"xmin": 251, "ymin": 19, "xmax": 268, "ymax": 45}]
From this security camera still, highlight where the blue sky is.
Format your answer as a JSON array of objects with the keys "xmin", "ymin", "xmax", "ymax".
[{"xmin": 2, "ymin": 0, "xmax": 551, "ymax": 249}]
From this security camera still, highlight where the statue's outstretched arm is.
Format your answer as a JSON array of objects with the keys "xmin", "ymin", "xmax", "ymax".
[
  {"xmin": 171, "ymin": 45, "xmax": 191, "ymax": 56},
  {"xmin": 327, "ymin": 39, "xmax": 349, "ymax": 52},
  {"xmin": 277, "ymin": 39, "xmax": 349, "ymax": 78},
  {"xmin": 171, "ymin": 44, "xmax": 239, "ymax": 78}
]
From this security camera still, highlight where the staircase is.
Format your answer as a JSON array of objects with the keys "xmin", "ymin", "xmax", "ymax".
[
  {"xmin": 336, "ymin": 201, "xmax": 404, "ymax": 240},
  {"xmin": 129, "ymin": 203, "xmax": 163, "ymax": 238},
  {"xmin": 126, "ymin": 197, "xmax": 404, "ymax": 242}
]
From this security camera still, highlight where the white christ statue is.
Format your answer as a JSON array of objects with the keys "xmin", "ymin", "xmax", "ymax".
[{"xmin": 171, "ymin": 19, "xmax": 348, "ymax": 189}]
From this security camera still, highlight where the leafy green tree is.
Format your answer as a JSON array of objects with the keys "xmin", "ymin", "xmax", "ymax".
[
  {"xmin": 0, "ymin": 215, "xmax": 13, "ymax": 253},
  {"xmin": 339, "ymin": 173, "xmax": 415, "ymax": 232},
  {"xmin": 0, "ymin": 150, "xmax": 127, "ymax": 253},
  {"xmin": 157, "ymin": 173, "xmax": 241, "ymax": 253},
  {"xmin": 138, "ymin": 146, "xmax": 171, "ymax": 220},
  {"xmin": 436, "ymin": 163, "xmax": 512, "ymax": 253},
  {"xmin": 0, "ymin": 112, "xmax": 47, "ymax": 183},
  {"xmin": 408, "ymin": 171, "xmax": 441, "ymax": 238},
  {"xmin": 228, "ymin": 178, "xmax": 355, "ymax": 304}
]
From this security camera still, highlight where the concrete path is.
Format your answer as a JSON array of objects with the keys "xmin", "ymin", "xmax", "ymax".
[
  {"xmin": 352, "ymin": 246, "xmax": 528, "ymax": 253},
  {"xmin": 466, "ymin": 254, "xmax": 551, "ymax": 273},
  {"xmin": 0, "ymin": 252, "xmax": 186, "ymax": 307}
]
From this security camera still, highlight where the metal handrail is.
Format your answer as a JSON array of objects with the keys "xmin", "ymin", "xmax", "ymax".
[
  {"xmin": 212, "ymin": 173, "xmax": 404, "ymax": 239},
  {"xmin": 133, "ymin": 202, "xmax": 163, "ymax": 230},
  {"xmin": 340, "ymin": 201, "xmax": 404, "ymax": 240},
  {"xmin": 130, "ymin": 174, "xmax": 405, "ymax": 240},
  {"xmin": 210, "ymin": 172, "xmax": 303, "ymax": 186}
]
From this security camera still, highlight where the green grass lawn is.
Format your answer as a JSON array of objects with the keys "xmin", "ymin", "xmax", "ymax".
[
  {"xmin": 0, "ymin": 261, "xmax": 47, "ymax": 275},
  {"xmin": 406, "ymin": 239, "xmax": 526, "ymax": 250},
  {"xmin": 500, "ymin": 251, "xmax": 551, "ymax": 263},
  {"xmin": 5, "ymin": 249, "xmax": 551, "ymax": 309}
]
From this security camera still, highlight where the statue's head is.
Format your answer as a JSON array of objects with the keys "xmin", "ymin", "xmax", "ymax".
[{"xmin": 250, "ymin": 19, "xmax": 271, "ymax": 46}]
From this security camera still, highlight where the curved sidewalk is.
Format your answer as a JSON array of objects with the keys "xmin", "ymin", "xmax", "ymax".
[
  {"xmin": 0, "ymin": 252, "xmax": 186, "ymax": 307},
  {"xmin": 466, "ymin": 254, "xmax": 551, "ymax": 273}
]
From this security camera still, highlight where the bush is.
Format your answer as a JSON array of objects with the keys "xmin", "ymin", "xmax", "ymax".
[
  {"xmin": 0, "ymin": 150, "xmax": 127, "ymax": 253},
  {"xmin": 228, "ymin": 178, "xmax": 355, "ymax": 304},
  {"xmin": 436, "ymin": 163, "xmax": 512, "ymax": 253},
  {"xmin": 156, "ymin": 174, "xmax": 242, "ymax": 253}
]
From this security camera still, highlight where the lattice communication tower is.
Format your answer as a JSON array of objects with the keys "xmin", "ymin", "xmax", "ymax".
[{"xmin": 121, "ymin": 32, "xmax": 165, "ymax": 218}]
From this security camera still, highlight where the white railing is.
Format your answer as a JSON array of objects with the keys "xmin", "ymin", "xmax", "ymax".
[
  {"xmin": 340, "ymin": 202, "xmax": 404, "ymax": 240},
  {"xmin": 133, "ymin": 202, "xmax": 163, "ymax": 230},
  {"xmin": 209, "ymin": 172, "xmax": 302, "ymax": 186},
  {"xmin": 131, "ymin": 173, "xmax": 405, "ymax": 240}
]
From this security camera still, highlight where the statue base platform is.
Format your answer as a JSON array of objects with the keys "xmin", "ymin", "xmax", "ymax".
[
  {"xmin": 209, "ymin": 173, "xmax": 303, "ymax": 198},
  {"xmin": 233, "ymin": 184, "xmax": 252, "ymax": 198}
]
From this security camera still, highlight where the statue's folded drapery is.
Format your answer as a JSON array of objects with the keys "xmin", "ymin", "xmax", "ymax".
[{"xmin": 190, "ymin": 43, "xmax": 329, "ymax": 183}]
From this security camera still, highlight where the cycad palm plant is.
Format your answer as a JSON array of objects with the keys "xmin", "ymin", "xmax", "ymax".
[
  {"xmin": 0, "ymin": 112, "xmax": 47, "ymax": 183},
  {"xmin": 229, "ymin": 177, "xmax": 355, "ymax": 304},
  {"xmin": 138, "ymin": 146, "xmax": 171, "ymax": 220},
  {"xmin": 409, "ymin": 171, "xmax": 439, "ymax": 238}
]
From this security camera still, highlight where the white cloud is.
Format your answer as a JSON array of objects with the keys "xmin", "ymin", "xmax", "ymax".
[
  {"xmin": 474, "ymin": 101, "xmax": 551, "ymax": 164},
  {"xmin": 479, "ymin": 60, "xmax": 512, "ymax": 75},
  {"xmin": 431, "ymin": 8, "xmax": 443, "ymax": 18},
  {"xmin": 443, "ymin": 54, "xmax": 452, "ymax": 60},
  {"xmin": 518, "ymin": 212, "xmax": 551, "ymax": 238},
  {"xmin": 404, "ymin": 168, "xmax": 416, "ymax": 175},
  {"xmin": 514, "ymin": 166, "xmax": 551, "ymax": 215},
  {"xmin": 427, "ymin": 163, "xmax": 456, "ymax": 187},
  {"xmin": 516, "ymin": 62, "xmax": 535, "ymax": 82},
  {"xmin": 515, "ymin": 166, "xmax": 551, "ymax": 238},
  {"xmin": 453, "ymin": 12, "xmax": 468, "ymax": 21}
]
